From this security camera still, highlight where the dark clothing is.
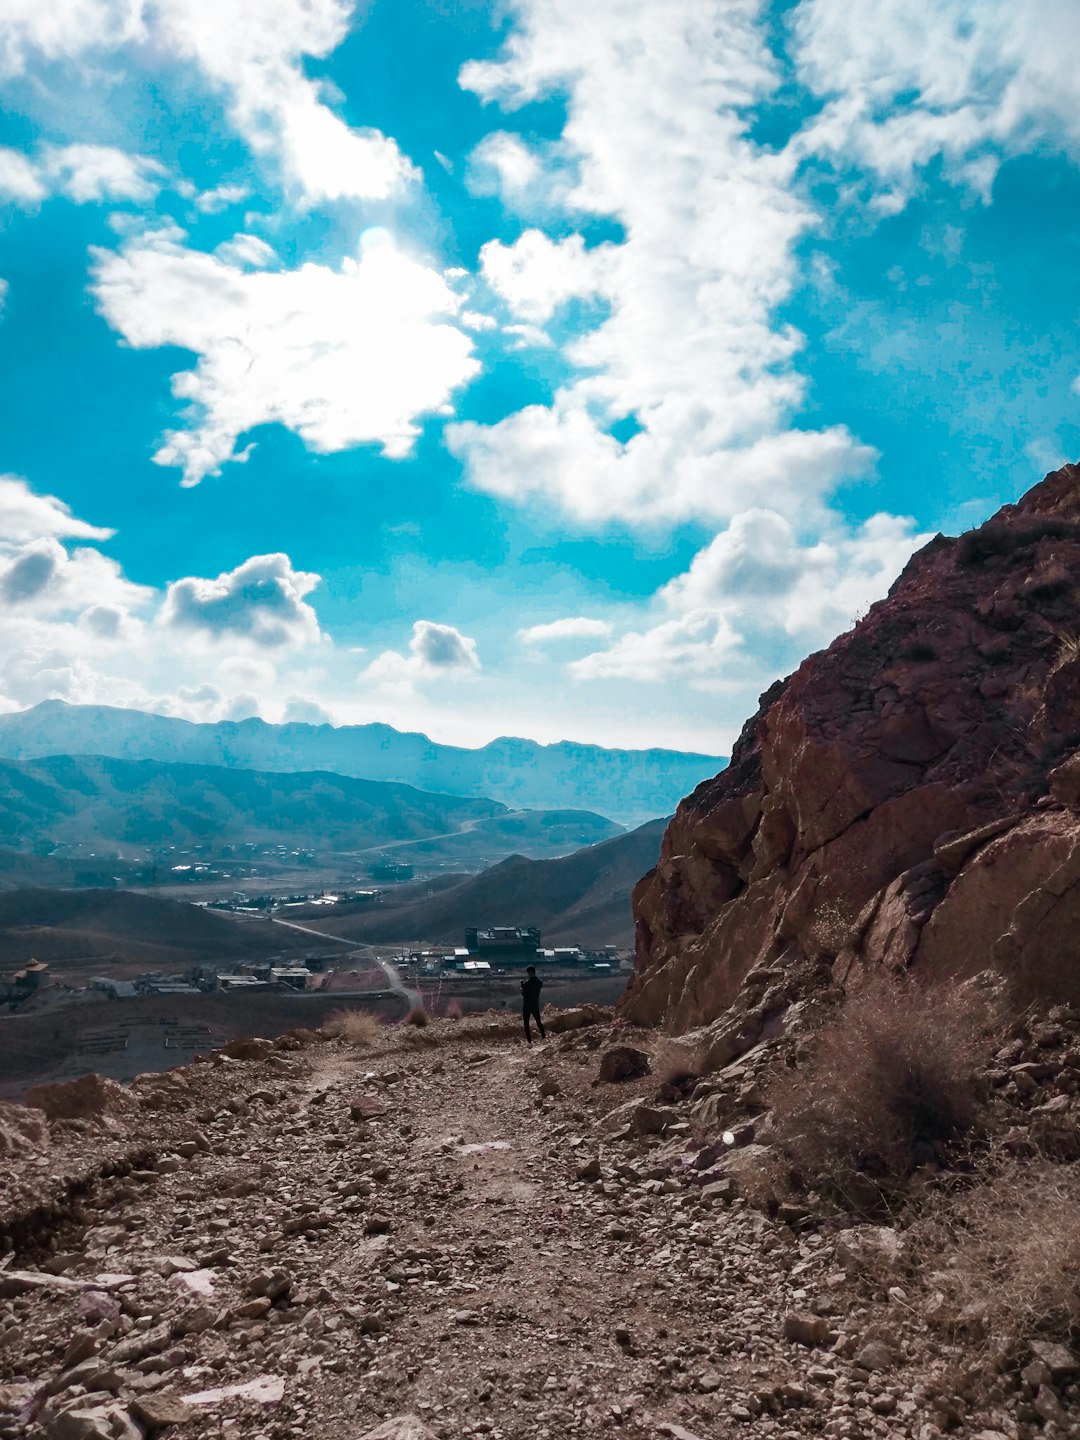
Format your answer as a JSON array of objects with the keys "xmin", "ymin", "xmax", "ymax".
[{"xmin": 521, "ymin": 974, "xmax": 545, "ymax": 1044}]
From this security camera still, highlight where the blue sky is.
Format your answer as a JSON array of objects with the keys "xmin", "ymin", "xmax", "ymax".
[{"xmin": 1, "ymin": 0, "xmax": 1078, "ymax": 755}]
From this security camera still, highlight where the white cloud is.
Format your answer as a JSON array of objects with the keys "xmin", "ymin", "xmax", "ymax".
[
  {"xmin": 42, "ymin": 144, "xmax": 166, "ymax": 202},
  {"xmin": 92, "ymin": 228, "xmax": 480, "ymax": 484},
  {"xmin": 282, "ymin": 693, "xmax": 335, "ymax": 724},
  {"xmin": 160, "ymin": 553, "xmax": 322, "ymax": 648},
  {"xmin": 519, "ymin": 616, "xmax": 612, "ymax": 646},
  {"xmin": 0, "ymin": 0, "xmax": 413, "ymax": 205},
  {"xmin": 466, "ymin": 131, "xmax": 543, "ymax": 200},
  {"xmin": 0, "ymin": 0, "xmax": 144, "ymax": 78},
  {"xmin": 451, "ymin": 0, "xmax": 875, "ymax": 529},
  {"xmin": 194, "ymin": 181, "xmax": 250, "ymax": 213},
  {"xmin": 214, "ymin": 233, "xmax": 278, "ymax": 268},
  {"xmin": 792, "ymin": 0, "xmax": 1080, "ymax": 204},
  {"xmin": 0, "ymin": 143, "xmax": 165, "ymax": 207},
  {"xmin": 0, "ymin": 278, "xmax": 7, "ymax": 317},
  {"xmin": 0, "ymin": 146, "xmax": 45, "ymax": 203},
  {"xmin": 149, "ymin": 0, "xmax": 415, "ymax": 203},
  {"xmin": 0, "ymin": 474, "xmax": 114, "ymax": 544},
  {"xmin": 480, "ymin": 229, "xmax": 606, "ymax": 324},
  {"xmin": 570, "ymin": 610, "xmax": 743, "ymax": 688},
  {"xmin": 569, "ymin": 509, "xmax": 930, "ymax": 689},
  {"xmin": 363, "ymin": 620, "xmax": 480, "ymax": 694}
]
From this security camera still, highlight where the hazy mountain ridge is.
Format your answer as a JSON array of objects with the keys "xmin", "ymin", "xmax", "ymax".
[
  {"xmin": 0, "ymin": 754, "xmax": 508, "ymax": 854},
  {"xmin": 0, "ymin": 703, "xmax": 726, "ymax": 827}
]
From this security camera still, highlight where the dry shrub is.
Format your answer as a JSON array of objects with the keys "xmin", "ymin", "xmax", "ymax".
[
  {"xmin": 912, "ymin": 1160, "xmax": 1080, "ymax": 1353},
  {"xmin": 444, "ymin": 999, "xmax": 464, "ymax": 1021},
  {"xmin": 404, "ymin": 1004, "xmax": 431, "ymax": 1027},
  {"xmin": 322, "ymin": 1009, "xmax": 383, "ymax": 1047},
  {"xmin": 651, "ymin": 1038, "xmax": 703, "ymax": 1100},
  {"xmin": 767, "ymin": 973, "xmax": 997, "ymax": 1204}
]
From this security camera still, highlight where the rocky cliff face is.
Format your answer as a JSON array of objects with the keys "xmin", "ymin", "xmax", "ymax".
[{"xmin": 626, "ymin": 463, "xmax": 1080, "ymax": 1031}]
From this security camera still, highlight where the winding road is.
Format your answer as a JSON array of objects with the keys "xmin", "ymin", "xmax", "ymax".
[{"xmin": 269, "ymin": 915, "xmax": 422, "ymax": 1008}]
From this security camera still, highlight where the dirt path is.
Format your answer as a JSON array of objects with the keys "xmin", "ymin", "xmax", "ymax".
[
  {"xmin": 0, "ymin": 1020, "xmax": 922, "ymax": 1440},
  {"xmin": 270, "ymin": 916, "xmax": 421, "ymax": 1006}
]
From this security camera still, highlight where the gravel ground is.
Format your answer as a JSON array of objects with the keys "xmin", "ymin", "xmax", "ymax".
[{"xmin": 0, "ymin": 1013, "xmax": 1067, "ymax": 1440}]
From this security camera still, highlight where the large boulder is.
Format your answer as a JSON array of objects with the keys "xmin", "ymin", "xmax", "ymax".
[
  {"xmin": 625, "ymin": 463, "xmax": 1080, "ymax": 1029},
  {"xmin": 25, "ymin": 1074, "xmax": 131, "ymax": 1122},
  {"xmin": 0, "ymin": 1100, "xmax": 48, "ymax": 1156}
]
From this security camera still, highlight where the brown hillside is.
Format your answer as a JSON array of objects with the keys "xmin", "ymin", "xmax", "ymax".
[
  {"xmin": 313, "ymin": 818, "xmax": 667, "ymax": 949},
  {"xmin": 629, "ymin": 462, "xmax": 1080, "ymax": 1029}
]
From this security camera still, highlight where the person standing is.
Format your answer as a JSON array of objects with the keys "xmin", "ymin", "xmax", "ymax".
[{"xmin": 520, "ymin": 965, "xmax": 546, "ymax": 1044}]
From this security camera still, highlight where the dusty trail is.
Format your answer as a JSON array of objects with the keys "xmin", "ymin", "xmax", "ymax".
[
  {"xmin": 270, "ymin": 915, "xmax": 421, "ymax": 1006},
  {"xmin": 0, "ymin": 1019, "xmax": 919, "ymax": 1440}
]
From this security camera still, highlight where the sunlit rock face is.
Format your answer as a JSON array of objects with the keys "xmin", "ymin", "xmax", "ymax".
[{"xmin": 626, "ymin": 462, "xmax": 1080, "ymax": 1031}]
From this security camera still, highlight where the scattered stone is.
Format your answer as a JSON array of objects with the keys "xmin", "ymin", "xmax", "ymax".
[
  {"xmin": 357, "ymin": 1418, "xmax": 437, "ymax": 1440},
  {"xmin": 783, "ymin": 1312, "xmax": 830, "ymax": 1347},
  {"xmin": 597, "ymin": 1046, "xmax": 651, "ymax": 1083},
  {"xmin": 576, "ymin": 1156, "xmax": 602, "ymax": 1181},
  {"xmin": 1029, "ymin": 1339, "xmax": 1079, "ymax": 1377},
  {"xmin": 129, "ymin": 1393, "xmax": 192, "ymax": 1429}
]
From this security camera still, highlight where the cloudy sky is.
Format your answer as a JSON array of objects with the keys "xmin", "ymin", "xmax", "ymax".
[{"xmin": 1, "ymin": 0, "xmax": 1078, "ymax": 755}]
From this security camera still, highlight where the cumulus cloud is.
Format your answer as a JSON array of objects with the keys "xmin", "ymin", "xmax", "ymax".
[
  {"xmin": 0, "ymin": 146, "xmax": 45, "ymax": 203},
  {"xmin": 93, "ymin": 228, "xmax": 480, "ymax": 484},
  {"xmin": 0, "ymin": 475, "xmax": 114, "ymax": 545},
  {"xmin": 0, "ymin": 0, "xmax": 413, "ymax": 205},
  {"xmin": 160, "ymin": 553, "xmax": 322, "ymax": 648},
  {"xmin": 792, "ymin": 0, "xmax": 1080, "ymax": 206},
  {"xmin": 450, "ymin": 0, "xmax": 875, "ymax": 529},
  {"xmin": 0, "ymin": 143, "xmax": 165, "ymax": 207},
  {"xmin": 480, "ymin": 229, "xmax": 606, "ymax": 324},
  {"xmin": 519, "ymin": 616, "xmax": 612, "ymax": 646},
  {"xmin": 569, "ymin": 510, "xmax": 931, "ymax": 689},
  {"xmin": 363, "ymin": 620, "xmax": 481, "ymax": 693},
  {"xmin": 282, "ymin": 693, "xmax": 335, "ymax": 724},
  {"xmin": 466, "ymin": 131, "xmax": 546, "ymax": 202}
]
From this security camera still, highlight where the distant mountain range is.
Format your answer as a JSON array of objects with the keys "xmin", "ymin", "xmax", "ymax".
[
  {"xmin": 0, "ymin": 753, "xmax": 621, "ymax": 857},
  {"xmin": 0, "ymin": 702, "xmax": 725, "ymax": 827},
  {"xmin": 312, "ymin": 817, "xmax": 668, "ymax": 950}
]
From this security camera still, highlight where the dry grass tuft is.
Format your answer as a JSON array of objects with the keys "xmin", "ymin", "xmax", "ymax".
[
  {"xmin": 767, "ymin": 973, "xmax": 997, "ymax": 1206},
  {"xmin": 322, "ymin": 1009, "xmax": 383, "ymax": 1048},
  {"xmin": 404, "ymin": 1004, "xmax": 432, "ymax": 1027},
  {"xmin": 651, "ymin": 1037, "xmax": 703, "ymax": 1100},
  {"xmin": 444, "ymin": 999, "xmax": 464, "ymax": 1021},
  {"xmin": 912, "ymin": 1160, "xmax": 1080, "ymax": 1354}
]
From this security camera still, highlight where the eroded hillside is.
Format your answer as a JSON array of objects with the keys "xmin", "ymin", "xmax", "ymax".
[{"xmin": 630, "ymin": 462, "xmax": 1080, "ymax": 1030}]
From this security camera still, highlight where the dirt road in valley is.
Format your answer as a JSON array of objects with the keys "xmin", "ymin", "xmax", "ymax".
[{"xmin": 270, "ymin": 916, "xmax": 422, "ymax": 1008}]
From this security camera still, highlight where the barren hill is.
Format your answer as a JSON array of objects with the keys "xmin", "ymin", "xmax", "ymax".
[
  {"xmin": 630, "ymin": 461, "xmax": 1080, "ymax": 1030},
  {"xmin": 0, "ymin": 888, "xmax": 311, "ymax": 973},
  {"xmin": 311, "ymin": 817, "xmax": 667, "ymax": 949}
]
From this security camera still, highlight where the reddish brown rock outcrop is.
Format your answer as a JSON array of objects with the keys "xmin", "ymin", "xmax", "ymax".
[{"xmin": 626, "ymin": 463, "xmax": 1080, "ymax": 1030}]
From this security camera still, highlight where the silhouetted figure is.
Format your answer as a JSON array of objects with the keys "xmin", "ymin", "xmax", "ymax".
[{"xmin": 520, "ymin": 965, "xmax": 545, "ymax": 1044}]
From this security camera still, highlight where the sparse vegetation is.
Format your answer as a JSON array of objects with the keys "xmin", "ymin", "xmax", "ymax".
[
  {"xmin": 444, "ymin": 999, "xmax": 464, "ymax": 1020},
  {"xmin": 651, "ymin": 1037, "xmax": 702, "ymax": 1100},
  {"xmin": 766, "ymin": 973, "xmax": 998, "ymax": 1208},
  {"xmin": 913, "ymin": 1159, "xmax": 1080, "ymax": 1355},
  {"xmin": 404, "ymin": 1004, "xmax": 432, "ymax": 1027},
  {"xmin": 322, "ymin": 1008, "xmax": 383, "ymax": 1047}
]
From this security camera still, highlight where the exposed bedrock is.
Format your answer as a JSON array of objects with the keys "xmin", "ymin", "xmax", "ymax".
[{"xmin": 625, "ymin": 463, "xmax": 1080, "ymax": 1031}]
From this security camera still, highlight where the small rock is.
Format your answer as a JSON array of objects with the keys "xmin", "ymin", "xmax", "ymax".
[
  {"xmin": 130, "ymin": 1393, "xmax": 192, "ymax": 1429},
  {"xmin": 357, "ymin": 1418, "xmax": 437, "ymax": 1440},
  {"xmin": 1034, "ymin": 1385, "xmax": 1067, "ymax": 1426},
  {"xmin": 1030, "ymin": 1340, "xmax": 1079, "ymax": 1377},
  {"xmin": 783, "ymin": 1312, "xmax": 830, "ymax": 1347},
  {"xmin": 597, "ymin": 1046, "xmax": 651, "ymax": 1083},
  {"xmin": 855, "ymin": 1341, "xmax": 893, "ymax": 1372},
  {"xmin": 576, "ymin": 1156, "xmax": 602, "ymax": 1182}
]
